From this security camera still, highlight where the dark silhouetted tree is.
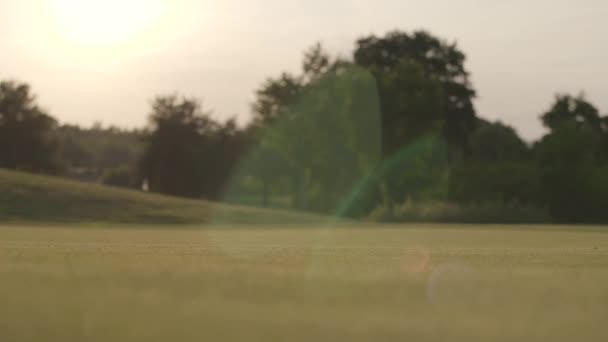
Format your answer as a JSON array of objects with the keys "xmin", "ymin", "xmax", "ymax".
[
  {"xmin": 140, "ymin": 95, "xmax": 213, "ymax": 197},
  {"xmin": 140, "ymin": 95, "xmax": 249, "ymax": 199},
  {"xmin": 535, "ymin": 94, "xmax": 608, "ymax": 222},
  {"xmin": 354, "ymin": 30, "xmax": 478, "ymax": 158},
  {"xmin": 252, "ymin": 73, "xmax": 303, "ymax": 126},
  {"xmin": 449, "ymin": 119, "xmax": 539, "ymax": 205},
  {"xmin": 0, "ymin": 80, "xmax": 58, "ymax": 172},
  {"xmin": 347, "ymin": 31, "xmax": 479, "ymax": 216},
  {"xmin": 468, "ymin": 119, "xmax": 530, "ymax": 163},
  {"xmin": 56, "ymin": 124, "xmax": 144, "ymax": 182},
  {"xmin": 542, "ymin": 94, "xmax": 605, "ymax": 135}
]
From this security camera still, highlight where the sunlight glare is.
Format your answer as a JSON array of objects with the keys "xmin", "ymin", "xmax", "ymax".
[{"xmin": 48, "ymin": 0, "xmax": 166, "ymax": 46}]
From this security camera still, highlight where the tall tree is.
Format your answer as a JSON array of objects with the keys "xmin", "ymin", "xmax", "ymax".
[
  {"xmin": 251, "ymin": 73, "xmax": 303, "ymax": 126},
  {"xmin": 248, "ymin": 44, "xmax": 383, "ymax": 213},
  {"xmin": 535, "ymin": 94, "xmax": 608, "ymax": 222},
  {"xmin": 140, "ymin": 95, "xmax": 248, "ymax": 199},
  {"xmin": 0, "ymin": 80, "xmax": 58, "ymax": 172},
  {"xmin": 468, "ymin": 119, "xmax": 530, "ymax": 163},
  {"xmin": 139, "ymin": 95, "xmax": 216, "ymax": 198},
  {"xmin": 448, "ymin": 119, "xmax": 540, "ymax": 205},
  {"xmin": 542, "ymin": 94, "xmax": 606, "ymax": 134},
  {"xmin": 354, "ymin": 30, "xmax": 478, "ymax": 158}
]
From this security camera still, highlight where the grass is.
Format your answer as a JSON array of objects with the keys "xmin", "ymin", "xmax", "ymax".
[
  {"xmin": 1, "ymin": 169, "xmax": 607, "ymax": 340},
  {"xmin": 0, "ymin": 169, "xmax": 327, "ymax": 225},
  {"xmin": 1, "ymin": 224, "xmax": 607, "ymax": 341}
]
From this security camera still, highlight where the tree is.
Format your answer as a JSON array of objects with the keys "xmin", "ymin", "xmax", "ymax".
[
  {"xmin": 449, "ymin": 119, "xmax": 539, "ymax": 205},
  {"xmin": 57, "ymin": 136, "xmax": 91, "ymax": 168},
  {"xmin": 139, "ymin": 95, "xmax": 249, "ymax": 199},
  {"xmin": 252, "ymin": 73, "xmax": 303, "ymax": 126},
  {"xmin": 229, "ymin": 134, "xmax": 291, "ymax": 208},
  {"xmin": 354, "ymin": 30, "xmax": 478, "ymax": 158},
  {"xmin": 535, "ymin": 94, "xmax": 608, "ymax": 222},
  {"xmin": 55, "ymin": 124, "xmax": 144, "ymax": 182},
  {"xmin": 540, "ymin": 94, "xmax": 607, "ymax": 161},
  {"xmin": 373, "ymin": 60, "xmax": 445, "ymax": 154},
  {"xmin": 468, "ymin": 119, "xmax": 530, "ymax": 163},
  {"xmin": 139, "ymin": 95, "xmax": 216, "ymax": 198},
  {"xmin": 101, "ymin": 165, "xmax": 137, "ymax": 188},
  {"xmin": 284, "ymin": 63, "xmax": 382, "ymax": 213},
  {"xmin": 248, "ymin": 44, "xmax": 383, "ymax": 213},
  {"xmin": 248, "ymin": 34, "xmax": 480, "ymax": 216},
  {"xmin": 542, "ymin": 94, "xmax": 605, "ymax": 134},
  {"xmin": 0, "ymin": 80, "xmax": 59, "ymax": 173},
  {"xmin": 535, "ymin": 124, "xmax": 601, "ymax": 222},
  {"xmin": 302, "ymin": 42, "xmax": 332, "ymax": 82},
  {"xmin": 251, "ymin": 42, "xmax": 341, "ymax": 126},
  {"xmin": 201, "ymin": 118, "xmax": 251, "ymax": 199},
  {"xmin": 347, "ymin": 31, "xmax": 481, "ymax": 216},
  {"xmin": 449, "ymin": 162, "xmax": 541, "ymax": 205},
  {"xmin": 249, "ymin": 36, "xmax": 476, "ymax": 215}
]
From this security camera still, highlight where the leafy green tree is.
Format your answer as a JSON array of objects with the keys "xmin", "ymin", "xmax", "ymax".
[
  {"xmin": 302, "ymin": 42, "xmax": 332, "ymax": 81},
  {"xmin": 468, "ymin": 119, "xmax": 530, "ymax": 162},
  {"xmin": 535, "ymin": 94, "xmax": 608, "ymax": 222},
  {"xmin": 290, "ymin": 63, "xmax": 382, "ymax": 213},
  {"xmin": 367, "ymin": 60, "xmax": 448, "ymax": 213},
  {"xmin": 354, "ymin": 30, "xmax": 478, "ymax": 158},
  {"xmin": 449, "ymin": 119, "xmax": 539, "ymax": 205},
  {"xmin": 242, "ymin": 137, "xmax": 291, "ymax": 207},
  {"xmin": 450, "ymin": 162, "xmax": 541, "ymax": 204},
  {"xmin": 347, "ymin": 30, "xmax": 480, "ymax": 216},
  {"xmin": 252, "ymin": 73, "xmax": 303, "ymax": 126},
  {"xmin": 57, "ymin": 136, "xmax": 91, "ymax": 168},
  {"xmin": 249, "ymin": 36, "xmax": 473, "ymax": 216},
  {"xmin": 0, "ymin": 80, "xmax": 59, "ymax": 173},
  {"xmin": 535, "ymin": 123, "xmax": 601, "ymax": 222},
  {"xmin": 542, "ymin": 94, "xmax": 605, "ymax": 134},
  {"xmin": 375, "ymin": 134, "xmax": 450, "ymax": 216},
  {"xmin": 247, "ymin": 44, "xmax": 382, "ymax": 213}
]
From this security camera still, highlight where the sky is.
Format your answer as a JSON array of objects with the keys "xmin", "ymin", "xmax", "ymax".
[{"xmin": 1, "ymin": 0, "xmax": 607, "ymax": 141}]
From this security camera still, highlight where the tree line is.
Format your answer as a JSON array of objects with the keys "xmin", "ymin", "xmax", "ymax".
[{"xmin": 1, "ymin": 30, "xmax": 607, "ymax": 223}]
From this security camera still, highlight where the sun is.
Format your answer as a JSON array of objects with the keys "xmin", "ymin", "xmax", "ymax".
[{"xmin": 47, "ymin": 0, "xmax": 166, "ymax": 47}]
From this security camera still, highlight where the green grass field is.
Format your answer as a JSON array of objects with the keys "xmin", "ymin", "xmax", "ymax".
[
  {"xmin": 1, "ymin": 169, "xmax": 607, "ymax": 340},
  {"xmin": 1, "ymin": 224, "xmax": 607, "ymax": 341},
  {"xmin": 0, "ymin": 169, "xmax": 326, "ymax": 225}
]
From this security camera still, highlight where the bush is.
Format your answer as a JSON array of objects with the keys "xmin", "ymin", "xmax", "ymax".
[
  {"xmin": 100, "ymin": 165, "xmax": 137, "ymax": 189},
  {"xmin": 449, "ymin": 161, "xmax": 542, "ymax": 205},
  {"xmin": 368, "ymin": 199, "xmax": 550, "ymax": 224}
]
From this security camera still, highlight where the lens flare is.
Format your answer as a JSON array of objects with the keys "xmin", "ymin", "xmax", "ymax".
[
  {"xmin": 427, "ymin": 263, "xmax": 475, "ymax": 309},
  {"xmin": 401, "ymin": 247, "xmax": 431, "ymax": 275}
]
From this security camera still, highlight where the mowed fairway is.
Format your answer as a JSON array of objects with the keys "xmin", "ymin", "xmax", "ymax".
[{"xmin": 1, "ymin": 224, "xmax": 607, "ymax": 341}]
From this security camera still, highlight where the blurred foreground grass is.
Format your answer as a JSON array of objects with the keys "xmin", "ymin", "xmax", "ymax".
[{"xmin": 1, "ymin": 224, "xmax": 607, "ymax": 341}]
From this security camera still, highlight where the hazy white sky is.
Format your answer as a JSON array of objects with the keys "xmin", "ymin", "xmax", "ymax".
[{"xmin": 1, "ymin": 0, "xmax": 607, "ymax": 141}]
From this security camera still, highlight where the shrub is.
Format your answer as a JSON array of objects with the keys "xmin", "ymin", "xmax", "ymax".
[
  {"xmin": 101, "ymin": 165, "xmax": 137, "ymax": 189},
  {"xmin": 368, "ymin": 199, "xmax": 550, "ymax": 224}
]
